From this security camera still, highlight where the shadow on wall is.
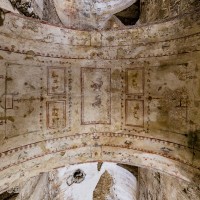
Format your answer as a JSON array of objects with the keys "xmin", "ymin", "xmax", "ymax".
[{"xmin": 115, "ymin": 0, "xmax": 140, "ymax": 26}]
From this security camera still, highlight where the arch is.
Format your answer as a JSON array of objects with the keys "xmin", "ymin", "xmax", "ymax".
[{"xmin": 0, "ymin": 8, "xmax": 199, "ymax": 193}]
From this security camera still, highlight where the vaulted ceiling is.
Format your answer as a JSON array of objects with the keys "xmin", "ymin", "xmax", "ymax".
[{"xmin": 0, "ymin": 0, "xmax": 200, "ymax": 199}]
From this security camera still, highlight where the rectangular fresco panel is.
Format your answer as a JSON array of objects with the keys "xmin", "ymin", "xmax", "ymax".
[
  {"xmin": 47, "ymin": 67, "xmax": 66, "ymax": 95},
  {"xmin": 81, "ymin": 68, "xmax": 111, "ymax": 124},
  {"xmin": 125, "ymin": 100, "xmax": 144, "ymax": 127},
  {"xmin": 125, "ymin": 68, "xmax": 144, "ymax": 95},
  {"xmin": 47, "ymin": 101, "xmax": 66, "ymax": 129}
]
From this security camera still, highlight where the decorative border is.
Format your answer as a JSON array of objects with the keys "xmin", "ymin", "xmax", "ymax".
[
  {"xmin": 0, "ymin": 32, "xmax": 199, "ymax": 60},
  {"xmin": 0, "ymin": 132, "xmax": 199, "ymax": 173},
  {"xmin": 2, "ymin": 9, "xmax": 200, "ymax": 47}
]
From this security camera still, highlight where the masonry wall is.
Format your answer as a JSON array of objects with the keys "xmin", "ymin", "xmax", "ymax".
[{"xmin": 139, "ymin": 168, "xmax": 200, "ymax": 200}]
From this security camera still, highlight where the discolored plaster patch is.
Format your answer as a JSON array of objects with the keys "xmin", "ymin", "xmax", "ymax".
[
  {"xmin": 0, "ymin": 116, "xmax": 15, "ymax": 122},
  {"xmin": 93, "ymin": 170, "xmax": 114, "ymax": 200},
  {"xmin": 139, "ymin": 168, "xmax": 200, "ymax": 200},
  {"xmin": 0, "ymin": 9, "xmax": 5, "ymax": 26}
]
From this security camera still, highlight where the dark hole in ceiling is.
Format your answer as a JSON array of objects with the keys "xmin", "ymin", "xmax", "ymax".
[
  {"xmin": 114, "ymin": 0, "xmax": 140, "ymax": 26},
  {"xmin": 73, "ymin": 169, "xmax": 85, "ymax": 180}
]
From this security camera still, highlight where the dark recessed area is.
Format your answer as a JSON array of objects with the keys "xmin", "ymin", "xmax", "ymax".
[
  {"xmin": 115, "ymin": 0, "xmax": 140, "ymax": 26},
  {"xmin": 0, "ymin": 191, "xmax": 19, "ymax": 200},
  {"xmin": 73, "ymin": 169, "xmax": 84, "ymax": 180}
]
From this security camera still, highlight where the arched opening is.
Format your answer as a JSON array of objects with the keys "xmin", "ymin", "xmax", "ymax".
[
  {"xmin": 0, "ymin": 162, "xmax": 138, "ymax": 200},
  {"xmin": 114, "ymin": 0, "xmax": 140, "ymax": 26}
]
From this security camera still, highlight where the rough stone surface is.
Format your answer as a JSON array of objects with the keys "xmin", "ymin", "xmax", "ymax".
[
  {"xmin": 93, "ymin": 170, "xmax": 114, "ymax": 200},
  {"xmin": 42, "ymin": 0, "xmax": 62, "ymax": 25},
  {"xmin": 139, "ymin": 168, "xmax": 200, "ymax": 200},
  {"xmin": 139, "ymin": 0, "xmax": 200, "ymax": 24},
  {"xmin": 9, "ymin": 0, "xmax": 40, "ymax": 19}
]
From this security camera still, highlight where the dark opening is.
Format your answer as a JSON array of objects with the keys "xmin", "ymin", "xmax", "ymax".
[
  {"xmin": 73, "ymin": 169, "xmax": 84, "ymax": 180},
  {"xmin": 0, "ymin": 191, "xmax": 19, "ymax": 200},
  {"xmin": 9, "ymin": 0, "xmax": 40, "ymax": 19},
  {"xmin": 114, "ymin": 0, "xmax": 140, "ymax": 26}
]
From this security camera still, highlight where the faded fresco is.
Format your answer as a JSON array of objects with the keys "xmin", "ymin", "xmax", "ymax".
[{"xmin": 0, "ymin": 2, "xmax": 199, "ymax": 196}]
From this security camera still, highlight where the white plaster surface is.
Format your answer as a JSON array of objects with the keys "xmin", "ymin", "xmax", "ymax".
[
  {"xmin": 53, "ymin": 162, "xmax": 137, "ymax": 200},
  {"xmin": 9, "ymin": 162, "xmax": 137, "ymax": 200},
  {"xmin": 53, "ymin": 0, "xmax": 137, "ymax": 29}
]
